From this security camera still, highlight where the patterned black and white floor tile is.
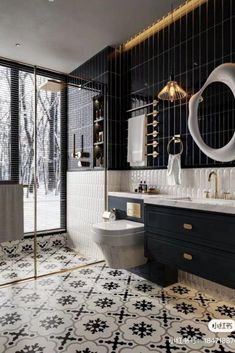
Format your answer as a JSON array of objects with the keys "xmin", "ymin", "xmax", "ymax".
[
  {"xmin": 0, "ymin": 263, "xmax": 234, "ymax": 353},
  {"xmin": 0, "ymin": 235, "xmax": 94, "ymax": 284}
]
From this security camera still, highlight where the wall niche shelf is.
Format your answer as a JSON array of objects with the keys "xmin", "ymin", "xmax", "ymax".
[{"xmin": 93, "ymin": 95, "xmax": 105, "ymax": 168}]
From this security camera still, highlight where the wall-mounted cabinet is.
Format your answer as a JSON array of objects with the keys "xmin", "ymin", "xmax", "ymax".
[
  {"xmin": 145, "ymin": 204, "xmax": 235, "ymax": 289},
  {"xmin": 93, "ymin": 95, "xmax": 105, "ymax": 168}
]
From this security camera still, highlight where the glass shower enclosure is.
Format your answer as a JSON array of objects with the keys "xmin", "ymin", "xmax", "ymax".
[{"xmin": 0, "ymin": 61, "xmax": 106, "ymax": 286}]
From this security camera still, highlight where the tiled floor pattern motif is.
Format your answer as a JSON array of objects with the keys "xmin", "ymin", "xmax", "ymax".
[
  {"xmin": 0, "ymin": 263, "xmax": 234, "ymax": 352},
  {"xmin": 0, "ymin": 235, "xmax": 93, "ymax": 284}
]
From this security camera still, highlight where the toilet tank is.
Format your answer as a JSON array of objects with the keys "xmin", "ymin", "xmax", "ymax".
[{"xmin": 108, "ymin": 196, "xmax": 144, "ymax": 223}]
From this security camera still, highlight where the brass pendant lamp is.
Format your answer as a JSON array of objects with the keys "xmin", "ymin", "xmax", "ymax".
[{"xmin": 158, "ymin": 4, "xmax": 187, "ymax": 102}]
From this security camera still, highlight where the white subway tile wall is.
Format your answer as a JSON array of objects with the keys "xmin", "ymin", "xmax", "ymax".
[
  {"xmin": 67, "ymin": 171, "xmax": 105, "ymax": 260},
  {"xmin": 108, "ymin": 167, "xmax": 235, "ymax": 199}
]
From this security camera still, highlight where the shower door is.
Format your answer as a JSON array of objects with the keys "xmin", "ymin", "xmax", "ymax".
[
  {"xmin": 36, "ymin": 74, "xmax": 66, "ymax": 275},
  {"xmin": 0, "ymin": 65, "xmax": 35, "ymax": 286}
]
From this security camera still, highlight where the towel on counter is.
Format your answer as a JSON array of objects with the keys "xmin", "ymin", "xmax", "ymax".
[
  {"xmin": 167, "ymin": 154, "xmax": 182, "ymax": 185},
  {"xmin": 0, "ymin": 184, "xmax": 24, "ymax": 242},
  {"xmin": 127, "ymin": 114, "xmax": 146, "ymax": 167}
]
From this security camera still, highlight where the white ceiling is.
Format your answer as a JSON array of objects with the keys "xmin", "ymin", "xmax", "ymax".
[{"xmin": 0, "ymin": 0, "xmax": 184, "ymax": 73}]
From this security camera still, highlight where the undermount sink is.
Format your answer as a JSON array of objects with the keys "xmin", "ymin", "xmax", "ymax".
[
  {"xmin": 144, "ymin": 194, "xmax": 235, "ymax": 215},
  {"xmin": 167, "ymin": 196, "xmax": 235, "ymax": 206},
  {"xmin": 166, "ymin": 196, "xmax": 191, "ymax": 201}
]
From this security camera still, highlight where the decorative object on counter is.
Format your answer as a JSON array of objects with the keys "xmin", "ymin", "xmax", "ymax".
[
  {"xmin": 138, "ymin": 180, "xmax": 143, "ymax": 193},
  {"xmin": 223, "ymin": 192, "xmax": 231, "ymax": 200},
  {"xmin": 147, "ymin": 186, "xmax": 160, "ymax": 194},
  {"xmin": 203, "ymin": 190, "xmax": 210, "ymax": 199},
  {"xmin": 167, "ymin": 135, "xmax": 183, "ymax": 185},
  {"xmin": 127, "ymin": 114, "xmax": 146, "ymax": 167},
  {"xmin": 142, "ymin": 181, "xmax": 148, "ymax": 193},
  {"xmin": 188, "ymin": 63, "xmax": 235, "ymax": 162},
  {"xmin": 158, "ymin": 4, "xmax": 187, "ymax": 102}
]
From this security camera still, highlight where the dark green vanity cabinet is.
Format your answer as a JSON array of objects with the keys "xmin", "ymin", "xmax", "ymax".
[{"xmin": 144, "ymin": 204, "xmax": 235, "ymax": 289}]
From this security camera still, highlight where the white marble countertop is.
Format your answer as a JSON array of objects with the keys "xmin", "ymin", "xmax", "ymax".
[
  {"xmin": 108, "ymin": 191, "xmax": 163, "ymax": 200},
  {"xmin": 108, "ymin": 191, "xmax": 235, "ymax": 215}
]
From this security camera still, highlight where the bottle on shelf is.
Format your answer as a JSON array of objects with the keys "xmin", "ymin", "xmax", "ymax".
[
  {"xmin": 138, "ymin": 181, "xmax": 143, "ymax": 193},
  {"xmin": 96, "ymin": 131, "xmax": 100, "ymax": 143},
  {"xmin": 98, "ymin": 108, "xmax": 103, "ymax": 119}
]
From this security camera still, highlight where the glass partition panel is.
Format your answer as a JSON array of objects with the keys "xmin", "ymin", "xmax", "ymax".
[{"xmin": 0, "ymin": 66, "xmax": 34, "ymax": 285}]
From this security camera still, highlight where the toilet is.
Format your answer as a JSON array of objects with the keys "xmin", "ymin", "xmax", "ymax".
[{"xmin": 92, "ymin": 220, "xmax": 147, "ymax": 269}]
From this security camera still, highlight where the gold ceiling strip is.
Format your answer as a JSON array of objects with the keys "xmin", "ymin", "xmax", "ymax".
[{"xmin": 122, "ymin": 0, "xmax": 208, "ymax": 51}]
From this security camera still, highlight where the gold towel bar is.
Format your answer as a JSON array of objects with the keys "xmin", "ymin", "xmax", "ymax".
[
  {"xmin": 146, "ymin": 111, "xmax": 159, "ymax": 117},
  {"xmin": 126, "ymin": 99, "xmax": 158, "ymax": 113},
  {"xmin": 146, "ymin": 131, "xmax": 159, "ymax": 137},
  {"xmin": 147, "ymin": 120, "xmax": 159, "ymax": 127},
  {"xmin": 146, "ymin": 151, "xmax": 159, "ymax": 158},
  {"xmin": 146, "ymin": 141, "xmax": 159, "ymax": 147}
]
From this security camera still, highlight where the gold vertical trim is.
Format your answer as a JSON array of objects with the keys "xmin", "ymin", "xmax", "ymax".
[
  {"xmin": 122, "ymin": 0, "xmax": 208, "ymax": 51},
  {"xmin": 33, "ymin": 66, "xmax": 38, "ymax": 278}
]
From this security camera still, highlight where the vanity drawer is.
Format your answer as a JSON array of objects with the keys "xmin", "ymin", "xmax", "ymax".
[
  {"xmin": 145, "ymin": 205, "xmax": 235, "ymax": 253},
  {"xmin": 146, "ymin": 233, "xmax": 235, "ymax": 288}
]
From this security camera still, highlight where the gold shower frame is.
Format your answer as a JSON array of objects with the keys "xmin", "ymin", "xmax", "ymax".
[{"xmin": 0, "ymin": 56, "xmax": 107, "ymax": 288}]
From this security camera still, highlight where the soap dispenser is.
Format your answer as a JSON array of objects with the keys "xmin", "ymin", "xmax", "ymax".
[{"xmin": 143, "ymin": 181, "xmax": 148, "ymax": 193}]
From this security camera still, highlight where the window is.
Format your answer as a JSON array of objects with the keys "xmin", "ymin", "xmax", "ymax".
[
  {"xmin": 0, "ymin": 66, "xmax": 11, "ymax": 180},
  {"xmin": 0, "ymin": 62, "xmax": 66, "ymax": 233}
]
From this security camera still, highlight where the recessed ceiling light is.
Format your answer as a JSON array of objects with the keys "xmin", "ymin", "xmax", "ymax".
[{"xmin": 15, "ymin": 43, "xmax": 20, "ymax": 47}]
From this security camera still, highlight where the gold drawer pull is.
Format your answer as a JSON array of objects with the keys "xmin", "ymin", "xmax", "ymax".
[
  {"xmin": 183, "ymin": 253, "xmax": 193, "ymax": 261},
  {"xmin": 183, "ymin": 223, "xmax": 193, "ymax": 230}
]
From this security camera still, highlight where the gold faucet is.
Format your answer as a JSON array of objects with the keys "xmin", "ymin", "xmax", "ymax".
[{"xmin": 208, "ymin": 171, "xmax": 219, "ymax": 198}]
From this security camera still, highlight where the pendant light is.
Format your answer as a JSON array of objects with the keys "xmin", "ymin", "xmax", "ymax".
[{"xmin": 158, "ymin": 4, "xmax": 187, "ymax": 102}]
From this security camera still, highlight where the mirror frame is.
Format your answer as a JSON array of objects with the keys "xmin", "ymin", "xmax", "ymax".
[{"xmin": 188, "ymin": 63, "xmax": 235, "ymax": 162}]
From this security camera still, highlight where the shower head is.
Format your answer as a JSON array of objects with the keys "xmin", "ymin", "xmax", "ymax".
[{"xmin": 39, "ymin": 79, "xmax": 66, "ymax": 92}]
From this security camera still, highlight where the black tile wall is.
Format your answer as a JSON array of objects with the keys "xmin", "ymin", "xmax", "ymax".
[
  {"xmin": 67, "ymin": 0, "xmax": 235, "ymax": 171},
  {"xmin": 68, "ymin": 46, "xmax": 121, "ymax": 171},
  {"xmin": 122, "ymin": 0, "xmax": 235, "ymax": 169},
  {"xmin": 68, "ymin": 86, "xmax": 96, "ymax": 170}
]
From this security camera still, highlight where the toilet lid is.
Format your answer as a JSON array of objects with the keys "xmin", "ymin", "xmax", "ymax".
[{"xmin": 92, "ymin": 220, "xmax": 144, "ymax": 236}]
